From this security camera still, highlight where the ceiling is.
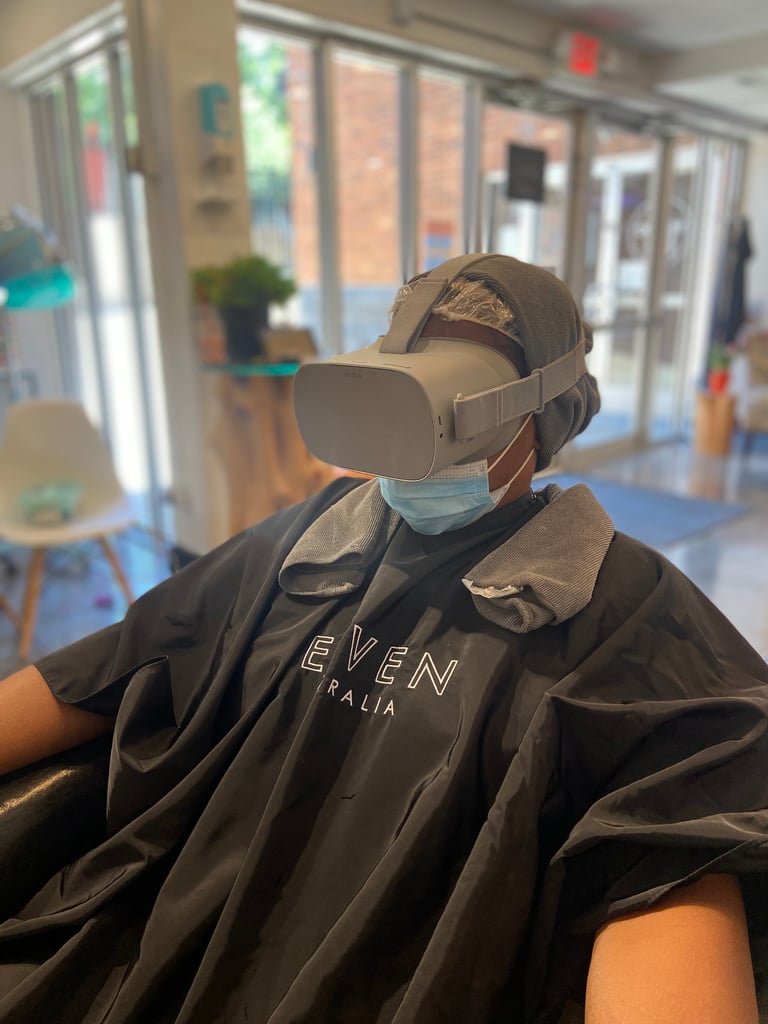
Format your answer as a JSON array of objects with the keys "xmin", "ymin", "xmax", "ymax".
[{"xmin": 502, "ymin": 0, "xmax": 768, "ymax": 130}]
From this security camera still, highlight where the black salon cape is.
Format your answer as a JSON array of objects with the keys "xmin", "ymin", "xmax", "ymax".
[{"xmin": 2, "ymin": 477, "xmax": 768, "ymax": 1024}]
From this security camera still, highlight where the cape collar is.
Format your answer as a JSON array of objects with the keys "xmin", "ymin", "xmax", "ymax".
[{"xmin": 279, "ymin": 478, "xmax": 614, "ymax": 632}]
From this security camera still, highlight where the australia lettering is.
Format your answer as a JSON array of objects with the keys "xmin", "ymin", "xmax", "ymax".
[
  {"xmin": 301, "ymin": 626, "xmax": 458, "ymax": 696},
  {"xmin": 318, "ymin": 678, "xmax": 395, "ymax": 716}
]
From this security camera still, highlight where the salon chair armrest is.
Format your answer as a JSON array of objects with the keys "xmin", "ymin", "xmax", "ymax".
[{"xmin": 0, "ymin": 735, "xmax": 111, "ymax": 919}]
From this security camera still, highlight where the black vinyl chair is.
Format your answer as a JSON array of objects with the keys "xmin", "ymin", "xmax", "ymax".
[{"xmin": 0, "ymin": 735, "xmax": 111, "ymax": 920}]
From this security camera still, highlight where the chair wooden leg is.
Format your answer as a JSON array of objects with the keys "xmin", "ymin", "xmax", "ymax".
[
  {"xmin": 99, "ymin": 537, "xmax": 134, "ymax": 606},
  {"xmin": 19, "ymin": 548, "xmax": 46, "ymax": 661},
  {"xmin": 0, "ymin": 593, "xmax": 19, "ymax": 629}
]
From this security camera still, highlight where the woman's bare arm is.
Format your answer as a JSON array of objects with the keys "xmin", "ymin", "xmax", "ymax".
[
  {"xmin": 0, "ymin": 664, "xmax": 114, "ymax": 776},
  {"xmin": 585, "ymin": 872, "xmax": 758, "ymax": 1024}
]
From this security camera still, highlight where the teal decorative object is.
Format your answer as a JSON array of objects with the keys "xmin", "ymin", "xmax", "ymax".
[
  {"xmin": 3, "ymin": 265, "xmax": 76, "ymax": 310},
  {"xmin": 0, "ymin": 205, "xmax": 76, "ymax": 311}
]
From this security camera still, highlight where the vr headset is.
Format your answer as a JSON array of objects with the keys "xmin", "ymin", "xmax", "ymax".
[{"xmin": 294, "ymin": 253, "xmax": 587, "ymax": 481}]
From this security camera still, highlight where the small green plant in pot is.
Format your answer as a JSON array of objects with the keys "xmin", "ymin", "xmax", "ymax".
[
  {"xmin": 707, "ymin": 344, "xmax": 732, "ymax": 394},
  {"xmin": 191, "ymin": 255, "xmax": 296, "ymax": 363}
]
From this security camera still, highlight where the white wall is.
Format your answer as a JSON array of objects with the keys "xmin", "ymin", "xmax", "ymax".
[{"xmin": 0, "ymin": 0, "xmax": 111, "ymax": 71}]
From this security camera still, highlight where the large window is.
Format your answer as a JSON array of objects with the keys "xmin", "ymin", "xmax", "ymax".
[
  {"xmin": 238, "ymin": 30, "xmax": 322, "ymax": 345},
  {"xmin": 481, "ymin": 105, "xmax": 571, "ymax": 276},
  {"xmin": 677, "ymin": 138, "xmax": 745, "ymax": 423},
  {"xmin": 235, "ymin": 15, "xmax": 746, "ymax": 466},
  {"xmin": 29, "ymin": 48, "xmax": 171, "ymax": 534},
  {"xmin": 74, "ymin": 55, "xmax": 149, "ymax": 512},
  {"xmin": 333, "ymin": 50, "xmax": 401, "ymax": 352},
  {"xmin": 418, "ymin": 70, "xmax": 466, "ymax": 271}
]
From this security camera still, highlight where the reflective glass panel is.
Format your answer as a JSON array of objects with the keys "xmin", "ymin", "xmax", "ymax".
[
  {"xmin": 333, "ymin": 50, "xmax": 400, "ymax": 352},
  {"xmin": 480, "ymin": 104, "xmax": 571, "ymax": 276},
  {"xmin": 418, "ymin": 70, "xmax": 466, "ymax": 271}
]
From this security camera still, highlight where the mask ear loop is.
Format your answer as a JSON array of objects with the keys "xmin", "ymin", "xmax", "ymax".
[
  {"xmin": 499, "ymin": 446, "xmax": 536, "ymax": 491},
  {"xmin": 487, "ymin": 413, "xmax": 532, "ymax": 473}
]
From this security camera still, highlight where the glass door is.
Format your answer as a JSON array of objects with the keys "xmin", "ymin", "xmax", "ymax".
[
  {"xmin": 568, "ymin": 126, "xmax": 745, "ymax": 459},
  {"xmin": 575, "ymin": 124, "xmax": 661, "ymax": 450},
  {"xmin": 646, "ymin": 134, "xmax": 700, "ymax": 441}
]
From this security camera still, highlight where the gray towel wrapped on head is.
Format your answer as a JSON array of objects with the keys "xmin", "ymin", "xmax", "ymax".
[{"xmin": 459, "ymin": 255, "xmax": 601, "ymax": 470}]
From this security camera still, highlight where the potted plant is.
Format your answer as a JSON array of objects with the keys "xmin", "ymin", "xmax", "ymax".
[
  {"xmin": 191, "ymin": 255, "xmax": 296, "ymax": 363},
  {"xmin": 707, "ymin": 344, "xmax": 732, "ymax": 394}
]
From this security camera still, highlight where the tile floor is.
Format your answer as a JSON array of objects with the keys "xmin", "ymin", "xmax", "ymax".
[
  {"xmin": 588, "ymin": 437, "xmax": 768, "ymax": 660},
  {"xmin": 1, "ymin": 436, "xmax": 766, "ymax": 679},
  {"xmin": 0, "ymin": 528, "xmax": 173, "ymax": 678}
]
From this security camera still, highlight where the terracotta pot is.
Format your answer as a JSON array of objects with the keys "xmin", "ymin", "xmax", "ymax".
[{"xmin": 708, "ymin": 369, "xmax": 730, "ymax": 394}]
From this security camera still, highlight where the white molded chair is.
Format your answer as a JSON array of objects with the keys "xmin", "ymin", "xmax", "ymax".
[{"xmin": 0, "ymin": 399, "xmax": 136, "ymax": 659}]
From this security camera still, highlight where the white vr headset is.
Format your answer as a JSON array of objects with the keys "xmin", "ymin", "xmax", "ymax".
[{"xmin": 294, "ymin": 253, "xmax": 587, "ymax": 481}]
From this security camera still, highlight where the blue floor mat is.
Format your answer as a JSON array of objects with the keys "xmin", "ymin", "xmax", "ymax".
[{"xmin": 547, "ymin": 475, "xmax": 751, "ymax": 550}]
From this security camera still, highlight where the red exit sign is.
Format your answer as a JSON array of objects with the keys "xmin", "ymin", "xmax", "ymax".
[{"xmin": 567, "ymin": 31, "xmax": 602, "ymax": 77}]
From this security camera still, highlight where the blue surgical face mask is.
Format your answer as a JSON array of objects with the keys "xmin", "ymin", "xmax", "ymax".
[{"xmin": 379, "ymin": 415, "xmax": 534, "ymax": 535}]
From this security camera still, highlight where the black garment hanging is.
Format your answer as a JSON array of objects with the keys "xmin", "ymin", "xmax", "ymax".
[{"xmin": 711, "ymin": 215, "xmax": 754, "ymax": 347}]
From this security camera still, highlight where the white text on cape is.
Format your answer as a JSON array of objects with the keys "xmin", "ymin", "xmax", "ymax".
[
  {"xmin": 302, "ymin": 624, "xmax": 458, "ymax": 696},
  {"xmin": 317, "ymin": 678, "xmax": 396, "ymax": 716}
]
